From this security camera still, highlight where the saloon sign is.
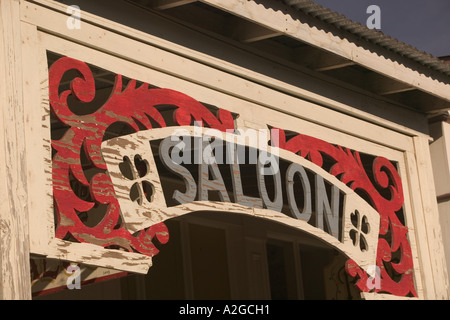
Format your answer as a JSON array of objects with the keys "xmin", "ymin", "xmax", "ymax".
[
  {"xmin": 48, "ymin": 56, "xmax": 417, "ymax": 297},
  {"xmin": 102, "ymin": 126, "xmax": 380, "ymax": 272}
]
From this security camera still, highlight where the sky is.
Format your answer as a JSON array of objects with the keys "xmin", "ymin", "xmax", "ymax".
[{"xmin": 312, "ymin": 0, "xmax": 450, "ymax": 58}]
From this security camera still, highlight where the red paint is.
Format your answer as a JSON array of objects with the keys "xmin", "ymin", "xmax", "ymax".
[
  {"xmin": 50, "ymin": 57, "xmax": 233, "ymax": 257},
  {"xmin": 273, "ymin": 128, "xmax": 416, "ymax": 297},
  {"xmin": 49, "ymin": 56, "xmax": 415, "ymax": 297}
]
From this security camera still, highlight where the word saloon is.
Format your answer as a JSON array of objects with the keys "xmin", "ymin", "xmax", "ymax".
[
  {"xmin": 102, "ymin": 128, "xmax": 380, "ymax": 270},
  {"xmin": 156, "ymin": 135, "xmax": 344, "ymax": 241}
]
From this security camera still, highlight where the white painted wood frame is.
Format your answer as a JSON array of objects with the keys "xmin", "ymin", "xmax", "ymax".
[
  {"xmin": 197, "ymin": 0, "xmax": 450, "ymax": 105},
  {"xmin": 0, "ymin": 0, "xmax": 32, "ymax": 300},
  {"xmin": 13, "ymin": 0, "xmax": 449, "ymax": 300}
]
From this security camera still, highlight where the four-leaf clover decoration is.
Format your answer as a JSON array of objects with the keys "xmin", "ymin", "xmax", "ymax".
[
  {"xmin": 349, "ymin": 210, "xmax": 370, "ymax": 252},
  {"xmin": 119, "ymin": 154, "xmax": 154, "ymax": 205}
]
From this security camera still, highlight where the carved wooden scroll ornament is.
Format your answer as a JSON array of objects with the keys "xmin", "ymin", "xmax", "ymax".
[
  {"xmin": 272, "ymin": 129, "xmax": 416, "ymax": 297},
  {"xmin": 49, "ymin": 56, "xmax": 416, "ymax": 297}
]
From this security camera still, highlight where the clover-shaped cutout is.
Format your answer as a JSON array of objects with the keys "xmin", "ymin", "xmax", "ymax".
[
  {"xmin": 119, "ymin": 155, "xmax": 154, "ymax": 205},
  {"xmin": 349, "ymin": 210, "xmax": 370, "ymax": 252}
]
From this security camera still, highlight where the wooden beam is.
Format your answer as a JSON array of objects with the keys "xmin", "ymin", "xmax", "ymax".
[
  {"xmin": 295, "ymin": 46, "xmax": 356, "ymax": 72},
  {"xmin": 22, "ymin": 1, "xmax": 431, "ymax": 136},
  {"xmin": 315, "ymin": 60, "xmax": 356, "ymax": 72},
  {"xmin": 245, "ymin": 37, "xmax": 297, "ymax": 62},
  {"xmin": 412, "ymin": 136, "xmax": 450, "ymax": 299},
  {"xmin": 296, "ymin": 47, "xmax": 416, "ymax": 96},
  {"xmin": 389, "ymin": 90, "xmax": 450, "ymax": 112},
  {"xmin": 365, "ymin": 73, "xmax": 416, "ymax": 95},
  {"xmin": 150, "ymin": 0, "xmax": 197, "ymax": 10},
  {"xmin": 377, "ymin": 84, "xmax": 416, "ymax": 96},
  {"xmin": 239, "ymin": 26, "xmax": 282, "ymax": 43},
  {"xmin": 231, "ymin": 17, "xmax": 282, "ymax": 43},
  {"xmin": 198, "ymin": 0, "xmax": 450, "ymax": 109},
  {"xmin": 0, "ymin": 0, "xmax": 32, "ymax": 299}
]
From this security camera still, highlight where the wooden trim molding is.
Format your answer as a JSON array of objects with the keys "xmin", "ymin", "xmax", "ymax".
[
  {"xmin": 12, "ymin": 0, "xmax": 449, "ymax": 299},
  {"xmin": 22, "ymin": 0, "xmax": 431, "ymax": 137},
  {"xmin": 198, "ymin": 0, "xmax": 450, "ymax": 105},
  {"xmin": 37, "ymin": 54, "xmax": 419, "ymax": 297},
  {"xmin": 0, "ymin": 0, "xmax": 32, "ymax": 299}
]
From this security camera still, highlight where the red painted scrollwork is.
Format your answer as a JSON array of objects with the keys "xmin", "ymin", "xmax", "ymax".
[
  {"xmin": 49, "ymin": 56, "xmax": 415, "ymax": 297},
  {"xmin": 271, "ymin": 128, "xmax": 416, "ymax": 297},
  {"xmin": 49, "ymin": 57, "xmax": 234, "ymax": 257}
]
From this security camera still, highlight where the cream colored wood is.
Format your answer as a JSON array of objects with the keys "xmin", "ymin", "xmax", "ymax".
[
  {"xmin": 36, "ymin": 30, "xmax": 415, "ymax": 154},
  {"xmin": 365, "ymin": 73, "xmax": 416, "ymax": 96},
  {"xmin": 0, "ymin": 0, "xmax": 32, "ymax": 300},
  {"xmin": 198, "ymin": 0, "xmax": 450, "ymax": 104},
  {"xmin": 295, "ymin": 46, "xmax": 356, "ymax": 72},
  {"xmin": 22, "ymin": 0, "xmax": 431, "ymax": 139},
  {"xmin": 430, "ymin": 121, "xmax": 450, "ymax": 196},
  {"xmin": 17, "ymin": 0, "xmax": 450, "ymax": 300},
  {"xmin": 31, "ymin": 30, "xmax": 416, "ymax": 277},
  {"xmin": 429, "ymin": 120, "xmax": 450, "ymax": 298},
  {"xmin": 232, "ymin": 17, "xmax": 283, "ymax": 43},
  {"xmin": 437, "ymin": 200, "xmax": 450, "ymax": 297},
  {"xmin": 412, "ymin": 136, "xmax": 450, "ymax": 299},
  {"xmin": 396, "ymin": 156, "xmax": 425, "ymax": 299},
  {"xmin": 46, "ymin": 239, "xmax": 153, "ymax": 274},
  {"xmin": 21, "ymin": 22, "xmax": 55, "ymax": 258},
  {"xmin": 24, "ymin": 41, "xmax": 155, "ymax": 276},
  {"xmin": 362, "ymin": 292, "xmax": 419, "ymax": 300}
]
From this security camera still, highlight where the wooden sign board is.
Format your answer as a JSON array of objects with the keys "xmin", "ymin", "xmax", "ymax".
[
  {"xmin": 102, "ymin": 127, "xmax": 380, "ymax": 271},
  {"xmin": 33, "ymin": 54, "xmax": 416, "ymax": 297}
]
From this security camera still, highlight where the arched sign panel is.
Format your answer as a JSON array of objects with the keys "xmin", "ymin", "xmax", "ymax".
[
  {"xmin": 102, "ymin": 127, "xmax": 380, "ymax": 273},
  {"xmin": 48, "ymin": 56, "xmax": 416, "ymax": 297}
]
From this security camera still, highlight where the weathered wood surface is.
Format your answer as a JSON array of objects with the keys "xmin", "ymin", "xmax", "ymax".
[
  {"xmin": 411, "ymin": 136, "xmax": 449, "ymax": 299},
  {"xmin": 42, "ymin": 53, "xmax": 415, "ymax": 296},
  {"xmin": 0, "ymin": 0, "xmax": 32, "ymax": 299},
  {"xmin": 17, "ymin": 0, "xmax": 449, "ymax": 299},
  {"xmin": 198, "ymin": 0, "xmax": 450, "ymax": 106},
  {"xmin": 22, "ymin": 0, "xmax": 429, "ymax": 141},
  {"xmin": 102, "ymin": 126, "xmax": 381, "ymax": 272},
  {"xmin": 21, "ymin": 20, "xmax": 55, "ymax": 266}
]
